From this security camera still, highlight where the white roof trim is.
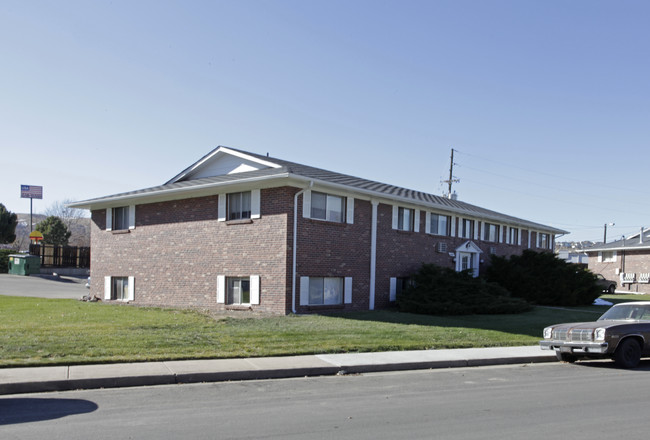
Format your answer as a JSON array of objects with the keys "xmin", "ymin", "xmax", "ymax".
[{"xmin": 167, "ymin": 146, "xmax": 282, "ymax": 184}]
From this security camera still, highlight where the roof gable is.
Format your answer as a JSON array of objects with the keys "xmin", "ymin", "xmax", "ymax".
[{"xmin": 166, "ymin": 146, "xmax": 282, "ymax": 184}]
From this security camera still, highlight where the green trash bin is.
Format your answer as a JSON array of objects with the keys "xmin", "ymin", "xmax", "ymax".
[{"xmin": 8, "ymin": 254, "xmax": 41, "ymax": 276}]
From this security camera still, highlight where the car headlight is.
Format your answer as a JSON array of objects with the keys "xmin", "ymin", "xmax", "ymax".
[
  {"xmin": 594, "ymin": 328, "xmax": 606, "ymax": 342},
  {"xmin": 543, "ymin": 327, "xmax": 553, "ymax": 339}
]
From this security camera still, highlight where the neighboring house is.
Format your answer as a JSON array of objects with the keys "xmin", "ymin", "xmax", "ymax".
[
  {"xmin": 587, "ymin": 228, "xmax": 650, "ymax": 294},
  {"xmin": 557, "ymin": 250, "xmax": 588, "ymax": 265},
  {"xmin": 69, "ymin": 146, "xmax": 567, "ymax": 314}
]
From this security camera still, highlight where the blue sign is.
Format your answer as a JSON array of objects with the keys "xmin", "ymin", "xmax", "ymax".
[{"xmin": 21, "ymin": 185, "xmax": 43, "ymax": 199}]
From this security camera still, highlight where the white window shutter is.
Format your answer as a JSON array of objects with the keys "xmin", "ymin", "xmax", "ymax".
[
  {"xmin": 344, "ymin": 277, "xmax": 353, "ymax": 304},
  {"xmin": 473, "ymin": 221, "xmax": 479, "ymax": 240},
  {"xmin": 598, "ymin": 252, "xmax": 603, "ymax": 263},
  {"xmin": 425, "ymin": 213, "xmax": 431, "ymax": 234},
  {"xmin": 450, "ymin": 216, "xmax": 456, "ymax": 237},
  {"xmin": 392, "ymin": 206, "xmax": 398, "ymax": 230},
  {"xmin": 250, "ymin": 275, "xmax": 260, "ymax": 305},
  {"xmin": 500, "ymin": 225, "xmax": 504, "ymax": 243},
  {"xmin": 346, "ymin": 197, "xmax": 354, "ymax": 224},
  {"xmin": 128, "ymin": 205, "xmax": 136, "ymax": 230},
  {"xmin": 106, "ymin": 208, "xmax": 112, "ymax": 231},
  {"xmin": 104, "ymin": 276, "xmax": 111, "ymax": 300},
  {"xmin": 251, "ymin": 189, "xmax": 261, "ymax": 219},
  {"xmin": 414, "ymin": 209, "xmax": 420, "ymax": 233},
  {"xmin": 127, "ymin": 276, "xmax": 135, "ymax": 301},
  {"xmin": 218, "ymin": 195, "xmax": 226, "ymax": 221},
  {"xmin": 300, "ymin": 276, "xmax": 310, "ymax": 306},
  {"xmin": 302, "ymin": 190, "xmax": 311, "ymax": 218},
  {"xmin": 389, "ymin": 277, "xmax": 397, "ymax": 302},
  {"xmin": 216, "ymin": 275, "xmax": 225, "ymax": 303},
  {"xmin": 517, "ymin": 228, "xmax": 522, "ymax": 246}
]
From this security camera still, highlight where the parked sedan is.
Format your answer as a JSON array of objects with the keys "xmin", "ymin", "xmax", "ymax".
[
  {"xmin": 540, "ymin": 302, "xmax": 650, "ymax": 368},
  {"xmin": 595, "ymin": 274, "xmax": 617, "ymax": 294}
]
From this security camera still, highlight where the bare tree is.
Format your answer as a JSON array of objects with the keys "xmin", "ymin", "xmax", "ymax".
[
  {"xmin": 43, "ymin": 199, "xmax": 90, "ymax": 247},
  {"xmin": 44, "ymin": 199, "xmax": 88, "ymax": 230}
]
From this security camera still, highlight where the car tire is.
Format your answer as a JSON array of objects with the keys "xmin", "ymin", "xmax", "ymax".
[
  {"xmin": 614, "ymin": 338, "xmax": 642, "ymax": 368},
  {"xmin": 556, "ymin": 352, "xmax": 576, "ymax": 363},
  {"xmin": 608, "ymin": 285, "xmax": 616, "ymax": 294}
]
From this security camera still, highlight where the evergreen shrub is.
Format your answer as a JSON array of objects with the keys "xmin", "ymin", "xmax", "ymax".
[{"xmin": 396, "ymin": 263, "xmax": 532, "ymax": 315}]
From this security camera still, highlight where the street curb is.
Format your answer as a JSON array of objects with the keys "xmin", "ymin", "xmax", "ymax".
[{"xmin": 0, "ymin": 353, "xmax": 556, "ymax": 395}]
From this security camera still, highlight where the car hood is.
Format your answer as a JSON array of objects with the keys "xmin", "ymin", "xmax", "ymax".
[{"xmin": 550, "ymin": 320, "xmax": 640, "ymax": 330}]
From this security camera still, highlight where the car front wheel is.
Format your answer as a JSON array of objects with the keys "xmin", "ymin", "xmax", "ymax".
[
  {"xmin": 614, "ymin": 339, "xmax": 642, "ymax": 368},
  {"xmin": 608, "ymin": 285, "xmax": 616, "ymax": 294}
]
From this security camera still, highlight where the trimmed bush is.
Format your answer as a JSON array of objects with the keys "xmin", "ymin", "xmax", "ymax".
[
  {"xmin": 396, "ymin": 263, "xmax": 532, "ymax": 315},
  {"xmin": 485, "ymin": 250, "xmax": 601, "ymax": 306}
]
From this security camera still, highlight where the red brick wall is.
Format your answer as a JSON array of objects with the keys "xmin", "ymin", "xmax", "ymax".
[
  {"xmin": 90, "ymin": 185, "xmax": 544, "ymax": 314},
  {"xmin": 294, "ymin": 197, "xmax": 372, "ymax": 313},
  {"xmin": 90, "ymin": 187, "xmax": 294, "ymax": 314}
]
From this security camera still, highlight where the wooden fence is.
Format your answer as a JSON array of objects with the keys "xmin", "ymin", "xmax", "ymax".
[{"xmin": 29, "ymin": 244, "xmax": 90, "ymax": 269}]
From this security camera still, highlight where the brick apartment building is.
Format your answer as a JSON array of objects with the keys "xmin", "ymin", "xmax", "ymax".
[
  {"xmin": 69, "ymin": 146, "xmax": 566, "ymax": 314},
  {"xmin": 587, "ymin": 229, "xmax": 650, "ymax": 295}
]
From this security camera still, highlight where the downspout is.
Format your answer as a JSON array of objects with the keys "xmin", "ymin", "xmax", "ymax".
[
  {"xmin": 369, "ymin": 200, "xmax": 378, "ymax": 310},
  {"xmin": 292, "ymin": 182, "xmax": 313, "ymax": 314}
]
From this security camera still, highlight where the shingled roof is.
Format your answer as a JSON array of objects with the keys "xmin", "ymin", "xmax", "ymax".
[{"xmin": 69, "ymin": 145, "xmax": 567, "ymax": 234}]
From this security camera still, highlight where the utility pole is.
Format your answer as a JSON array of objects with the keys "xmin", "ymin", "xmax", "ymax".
[
  {"xmin": 603, "ymin": 222, "xmax": 614, "ymax": 244},
  {"xmin": 442, "ymin": 148, "xmax": 460, "ymax": 198}
]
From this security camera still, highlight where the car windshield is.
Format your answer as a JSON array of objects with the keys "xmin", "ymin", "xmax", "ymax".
[{"xmin": 599, "ymin": 304, "xmax": 650, "ymax": 321}]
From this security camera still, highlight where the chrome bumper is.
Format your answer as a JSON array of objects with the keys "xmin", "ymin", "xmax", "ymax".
[{"xmin": 540, "ymin": 340, "xmax": 609, "ymax": 354}]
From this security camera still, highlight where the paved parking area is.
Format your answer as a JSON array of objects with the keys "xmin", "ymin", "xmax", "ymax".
[{"xmin": 0, "ymin": 273, "xmax": 88, "ymax": 299}]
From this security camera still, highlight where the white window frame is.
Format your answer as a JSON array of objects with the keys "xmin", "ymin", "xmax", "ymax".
[
  {"xmin": 483, "ymin": 223, "xmax": 500, "ymax": 242},
  {"xmin": 302, "ymin": 190, "xmax": 354, "ymax": 224},
  {"xmin": 460, "ymin": 218, "xmax": 474, "ymax": 239},
  {"xmin": 426, "ymin": 213, "xmax": 450, "ymax": 236},
  {"xmin": 310, "ymin": 191, "xmax": 346, "ymax": 223},
  {"xmin": 104, "ymin": 276, "xmax": 135, "ymax": 301},
  {"xmin": 218, "ymin": 190, "xmax": 261, "ymax": 222},
  {"xmin": 509, "ymin": 227, "xmax": 519, "ymax": 245},
  {"xmin": 216, "ymin": 275, "xmax": 260, "ymax": 305},
  {"xmin": 106, "ymin": 205, "xmax": 136, "ymax": 231},
  {"xmin": 299, "ymin": 276, "xmax": 352, "ymax": 306},
  {"xmin": 392, "ymin": 206, "xmax": 415, "ymax": 232},
  {"xmin": 537, "ymin": 232, "xmax": 550, "ymax": 249},
  {"xmin": 599, "ymin": 251, "xmax": 617, "ymax": 263}
]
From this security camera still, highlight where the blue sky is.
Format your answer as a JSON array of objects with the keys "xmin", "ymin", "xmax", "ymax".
[{"xmin": 2, "ymin": 1, "xmax": 648, "ymax": 242}]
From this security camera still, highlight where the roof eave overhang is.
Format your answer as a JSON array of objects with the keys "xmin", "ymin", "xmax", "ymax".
[
  {"xmin": 67, "ymin": 173, "xmax": 294, "ymax": 210},
  {"xmin": 67, "ymin": 171, "xmax": 566, "ymax": 234},
  {"xmin": 586, "ymin": 244, "xmax": 650, "ymax": 253},
  {"xmin": 288, "ymin": 175, "xmax": 567, "ymax": 234}
]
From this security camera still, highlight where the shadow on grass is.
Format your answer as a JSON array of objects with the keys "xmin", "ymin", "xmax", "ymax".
[
  {"xmin": 0, "ymin": 398, "xmax": 98, "ymax": 425},
  {"xmin": 323, "ymin": 306, "xmax": 608, "ymax": 339}
]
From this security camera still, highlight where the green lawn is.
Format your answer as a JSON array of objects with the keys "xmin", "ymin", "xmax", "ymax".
[{"xmin": 0, "ymin": 295, "xmax": 621, "ymax": 368}]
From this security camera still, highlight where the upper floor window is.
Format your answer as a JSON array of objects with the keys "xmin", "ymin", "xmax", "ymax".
[
  {"xmin": 429, "ymin": 213, "xmax": 450, "ymax": 236},
  {"xmin": 509, "ymin": 227, "xmax": 519, "ymax": 244},
  {"xmin": 483, "ymin": 223, "xmax": 500, "ymax": 242},
  {"xmin": 112, "ymin": 206, "xmax": 130, "ymax": 230},
  {"xmin": 311, "ymin": 191, "xmax": 345, "ymax": 223},
  {"xmin": 228, "ymin": 191, "xmax": 251, "ymax": 220},
  {"xmin": 397, "ymin": 207, "xmax": 414, "ymax": 232},
  {"xmin": 460, "ymin": 219, "xmax": 474, "ymax": 239},
  {"xmin": 538, "ymin": 233, "xmax": 549, "ymax": 249}
]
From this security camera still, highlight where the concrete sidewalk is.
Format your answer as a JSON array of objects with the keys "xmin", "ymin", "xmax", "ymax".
[{"xmin": 0, "ymin": 346, "xmax": 555, "ymax": 395}]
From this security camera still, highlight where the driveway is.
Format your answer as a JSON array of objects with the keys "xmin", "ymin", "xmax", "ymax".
[{"xmin": 0, "ymin": 273, "xmax": 88, "ymax": 299}]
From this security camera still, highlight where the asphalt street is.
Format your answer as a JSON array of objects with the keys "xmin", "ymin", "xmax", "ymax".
[
  {"xmin": 0, "ymin": 273, "xmax": 88, "ymax": 299},
  {"xmin": 2, "ymin": 362, "xmax": 649, "ymax": 440}
]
